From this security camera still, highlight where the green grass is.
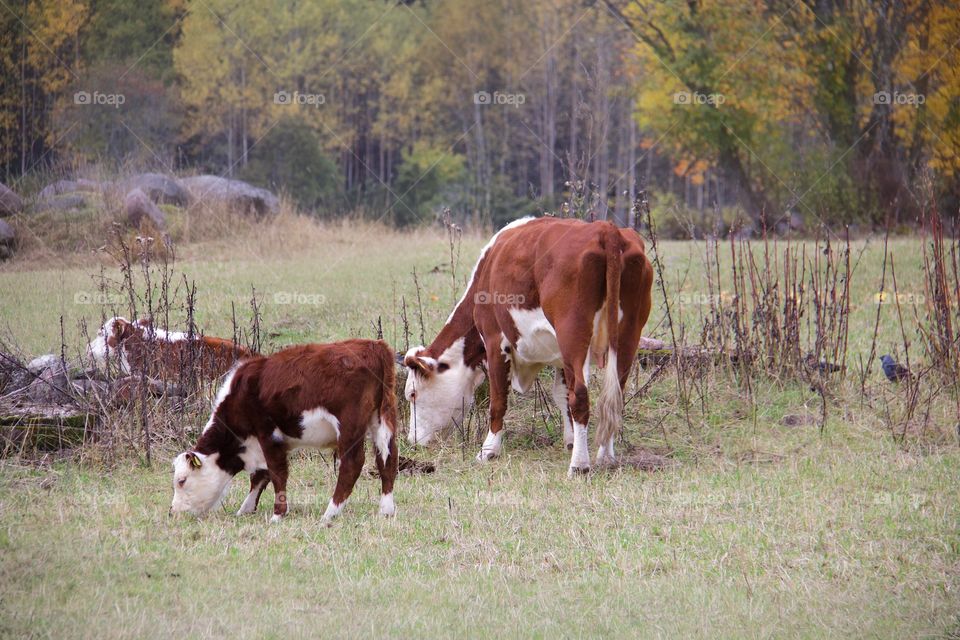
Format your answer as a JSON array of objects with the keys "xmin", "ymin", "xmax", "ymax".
[{"xmin": 1, "ymin": 218, "xmax": 958, "ymax": 638}]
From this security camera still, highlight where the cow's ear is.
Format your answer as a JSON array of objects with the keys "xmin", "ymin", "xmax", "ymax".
[
  {"xmin": 185, "ymin": 451, "xmax": 202, "ymax": 469},
  {"xmin": 136, "ymin": 317, "xmax": 153, "ymax": 329},
  {"xmin": 404, "ymin": 354, "xmax": 434, "ymax": 377}
]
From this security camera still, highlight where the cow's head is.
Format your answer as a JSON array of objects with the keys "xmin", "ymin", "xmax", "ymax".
[
  {"xmin": 403, "ymin": 338, "xmax": 485, "ymax": 446},
  {"xmin": 170, "ymin": 451, "xmax": 233, "ymax": 516},
  {"xmin": 86, "ymin": 316, "xmax": 139, "ymax": 371}
]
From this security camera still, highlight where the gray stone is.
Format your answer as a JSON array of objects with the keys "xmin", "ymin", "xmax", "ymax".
[
  {"xmin": 124, "ymin": 188, "xmax": 167, "ymax": 229},
  {"xmin": 37, "ymin": 179, "xmax": 101, "ymax": 201},
  {"xmin": 27, "ymin": 354, "xmax": 60, "ymax": 374},
  {"xmin": 32, "ymin": 194, "xmax": 87, "ymax": 213},
  {"xmin": 0, "ymin": 219, "xmax": 14, "ymax": 260},
  {"xmin": 121, "ymin": 173, "xmax": 189, "ymax": 207},
  {"xmin": 0, "ymin": 182, "xmax": 23, "ymax": 217},
  {"xmin": 27, "ymin": 364, "xmax": 71, "ymax": 403},
  {"xmin": 181, "ymin": 175, "xmax": 279, "ymax": 216}
]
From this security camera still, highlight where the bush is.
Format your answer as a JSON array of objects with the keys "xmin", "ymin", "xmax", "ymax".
[
  {"xmin": 240, "ymin": 119, "xmax": 342, "ymax": 214},
  {"xmin": 392, "ymin": 142, "xmax": 467, "ymax": 227}
]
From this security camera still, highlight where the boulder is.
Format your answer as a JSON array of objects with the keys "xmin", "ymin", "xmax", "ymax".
[
  {"xmin": 121, "ymin": 173, "xmax": 189, "ymax": 207},
  {"xmin": 0, "ymin": 219, "xmax": 14, "ymax": 260},
  {"xmin": 27, "ymin": 364, "xmax": 71, "ymax": 403},
  {"xmin": 124, "ymin": 188, "xmax": 167, "ymax": 229},
  {"xmin": 0, "ymin": 182, "xmax": 23, "ymax": 217},
  {"xmin": 32, "ymin": 194, "xmax": 87, "ymax": 213},
  {"xmin": 27, "ymin": 354, "xmax": 60, "ymax": 374},
  {"xmin": 0, "ymin": 353, "xmax": 32, "ymax": 394},
  {"xmin": 181, "ymin": 175, "xmax": 279, "ymax": 216},
  {"xmin": 37, "ymin": 178, "xmax": 102, "ymax": 201}
]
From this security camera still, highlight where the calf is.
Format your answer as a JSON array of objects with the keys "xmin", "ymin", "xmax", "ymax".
[
  {"xmin": 87, "ymin": 317, "xmax": 254, "ymax": 380},
  {"xmin": 170, "ymin": 340, "xmax": 399, "ymax": 524}
]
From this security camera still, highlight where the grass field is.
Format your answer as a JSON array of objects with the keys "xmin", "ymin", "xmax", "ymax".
[{"xmin": 1, "ymin": 216, "xmax": 958, "ymax": 638}]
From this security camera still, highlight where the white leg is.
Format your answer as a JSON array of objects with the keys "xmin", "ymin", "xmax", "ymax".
[
  {"xmin": 321, "ymin": 498, "xmax": 346, "ymax": 525},
  {"xmin": 237, "ymin": 476, "xmax": 268, "ymax": 515},
  {"xmin": 270, "ymin": 514, "xmax": 283, "ymax": 523},
  {"xmin": 379, "ymin": 492, "xmax": 396, "ymax": 517},
  {"xmin": 596, "ymin": 436, "xmax": 616, "ymax": 467},
  {"xmin": 568, "ymin": 421, "xmax": 591, "ymax": 475},
  {"xmin": 476, "ymin": 429, "xmax": 504, "ymax": 462},
  {"xmin": 552, "ymin": 371, "xmax": 574, "ymax": 450}
]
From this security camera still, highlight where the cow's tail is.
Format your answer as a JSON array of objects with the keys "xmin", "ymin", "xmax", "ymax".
[
  {"xmin": 375, "ymin": 341, "xmax": 399, "ymax": 466},
  {"xmin": 595, "ymin": 224, "xmax": 624, "ymax": 455}
]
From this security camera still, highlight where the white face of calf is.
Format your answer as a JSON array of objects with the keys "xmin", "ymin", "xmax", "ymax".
[
  {"xmin": 170, "ymin": 451, "xmax": 233, "ymax": 516},
  {"xmin": 86, "ymin": 317, "xmax": 134, "ymax": 371},
  {"xmin": 404, "ymin": 339, "xmax": 485, "ymax": 446}
]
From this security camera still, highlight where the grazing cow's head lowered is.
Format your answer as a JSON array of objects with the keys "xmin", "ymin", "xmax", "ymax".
[
  {"xmin": 403, "ymin": 339, "xmax": 485, "ymax": 446},
  {"xmin": 170, "ymin": 450, "xmax": 233, "ymax": 516}
]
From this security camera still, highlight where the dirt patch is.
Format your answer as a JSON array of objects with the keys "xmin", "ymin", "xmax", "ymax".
[
  {"xmin": 780, "ymin": 413, "xmax": 817, "ymax": 427},
  {"xmin": 616, "ymin": 448, "xmax": 674, "ymax": 472},
  {"xmin": 368, "ymin": 455, "xmax": 436, "ymax": 477}
]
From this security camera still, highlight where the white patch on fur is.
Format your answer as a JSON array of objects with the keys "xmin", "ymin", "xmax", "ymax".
[
  {"xmin": 373, "ymin": 418, "xmax": 392, "ymax": 464},
  {"xmin": 596, "ymin": 437, "xmax": 616, "ymax": 466},
  {"xmin": 238, "ymin": 437, "xmax": 266, "ymax": 473},
  {"xmin": 379, "ymin": 492, "xmax": 396, "ymax": 517},
  {"xmin": 170, "ymin": 451, "xmax": 233, "ymax": 515},
  {"xmin": 447, "ymin": 216, "xmax": 535, "ymax": 323},
  {"xmin": 552, "ymin": 370, "xmax": 574, "ymax": 449},
  {"xmin": 581, "ymin": 358, "xmax": 591, "ymax": 386},
  {"xmin": 321, "ymin": 498, "xmax": 345, "ymax": 524},
  {"xmin": 270, "ymin": 513, "xmax": 283, "ymax": 523},
  {"xmin": 568, "ymin": 421, "xmax": 591, "ymax": 475},
  {"xmin": 476, "ymin": 429, "xmax": 504, "ymax": 461},
  {"xmin": 203, "ymin": 367, "xmax": 238, "ymax": 433},
  {"xmin": 237, "ymin": 474, "xmax": 268, "ymax": 515},
  {"xmin": 405, "ymin": 338, "xmax": 485, "ymax": 446},
  {"xmin": 507, "ymin": 306, "xmax": 561, "ymax": 393},
  {"xmin": 595, "ymin": 349, "xmax": 622, "ymax": 466},
  {"xmin": 289, "ymin": 407, "xmax": 339, "ymax": 449}
]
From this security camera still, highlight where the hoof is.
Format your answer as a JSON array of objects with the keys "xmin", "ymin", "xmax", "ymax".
[
  {"xmin": 476, "ymin": 450, "xmax": 499, "ymax": 463},
  {"xmin": 567, "ymin": 466, "xmax": 591, "ymax": 477}
]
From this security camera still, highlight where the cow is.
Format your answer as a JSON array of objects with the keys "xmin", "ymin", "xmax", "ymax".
[
  {"xmin": 170, "ymin": 340, "xmax": 399, "ymax": 524},
  {"xmin": 403, "ymin": 216, "xmax": 653, "ymax": 475},
  {"xmin": 86, "ymin": 316, "xmax": 254, "ymax": 380}
]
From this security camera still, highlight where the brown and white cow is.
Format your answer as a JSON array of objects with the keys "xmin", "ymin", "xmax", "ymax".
[
  {"xmin": 170, "ymin": 340, "xmax": 399, "ymax": 523},
  {"xmin": 87, "ymin": 317, "xmax": 254, "ymax": 380},
  {"xmin": 403, "ymin": 216, "xmax": 653, "ymax": 474}
]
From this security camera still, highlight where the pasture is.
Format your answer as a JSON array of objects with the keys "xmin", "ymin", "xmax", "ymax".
[{"xmin": 1, "ymin": 219, "xmax": 958, "ymax": 638}]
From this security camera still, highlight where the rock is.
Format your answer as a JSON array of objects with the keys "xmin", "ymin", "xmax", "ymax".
[
  {"xmin": 0, "ymin": 219, "xmax": 15, "ymax": 260},
  {"xmin": 181, "ymin": 175, "xmax": 279, "ymax": 216},
  {"xmin": 32, "ymin": 194, "xmax": 87, "ymax": 213},
  {"xmin": 27, "ymin": 354, "xmax": 60, "ymax": 374},
  {"xmin": 0, "ymin": 403, "xmax": 89, "ymax": 451},
  {"xmin": 0, "ymin": 182, "xmax": 23, "ymax": 217},
  {"xmin": 638, "ymin": 336, "xmax": 666, "ymax": 350},
  {"xmin": 27, "ymin": 364, "xmax": 71, "ymax": 403},
  {"xmin": 72, "ymin": 378, "xmax": 109, "ymax": 399},
  {"xmin": 37, "ymin": 178, "xmax": 101, "ymax": 201},
  {"xmin": 0, "ymin": 353, "xmax": 32, "ymax": 394},
  {"xmin": 124, "ymin": 188, "xmax": 167, "ymax": 229},
  {"xmin": 121, "ymin": 173, "xmax": 189, "ymax": 207}
]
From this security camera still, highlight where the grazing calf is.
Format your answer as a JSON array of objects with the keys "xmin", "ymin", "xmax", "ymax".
[
  {"xmin": 404, "ymin": 217, "xmax": 653, "ymax": 474},
  {"xmin": 170, "ymin": 340, "xmax": 399, "ymax": 524},
  {"xmin": 87, "ymin": 317, "xmax": 253, "ymax": 380}
]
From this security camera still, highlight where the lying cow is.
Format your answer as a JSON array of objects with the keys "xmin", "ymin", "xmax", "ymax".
[
  {"xmin": 403, "ymin": 217, "xmax": 653, "ymax": 474},
  {"xmin": 170, "ymin": 340, "xmax": 399, "ymax": 523},
  {"xmin": 87, "ymin": 316, "xmax": 254, "ymax": 379}
]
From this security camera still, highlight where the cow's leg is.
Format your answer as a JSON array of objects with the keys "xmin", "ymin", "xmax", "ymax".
[
  {"xmin": 552, "ymin": 369, "xmax": 574, "ymax": 450},
  {"xmin": 557, "ymin": 321, "xmax": 593, "ymax": 476},
  {"xmin": 237, "ymin": 468, "xmax": 269, "ymax": 515},
  {"xmin": 323, "ymin": 434, "xmax": 365, "ymax": 524},
  {"xmin": 261, "ymin": 438, "xmax": 289, "ymax": 523},
  {"xmin": 373, "ymin": 420, "xmax": 399, "ymax": 517},
  {"xmin": 477, "ymin": 336, "xmax": 510, "ymax": 462}
]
